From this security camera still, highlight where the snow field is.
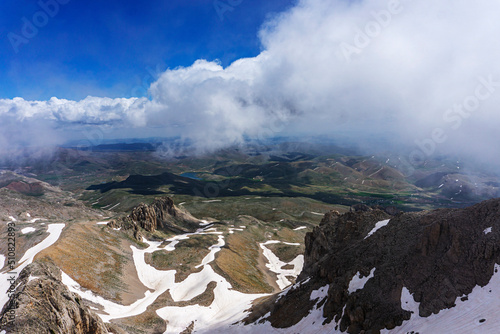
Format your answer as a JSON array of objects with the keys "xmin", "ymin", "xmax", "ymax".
[
  {"xmin": 382, "ymin": 264, "xmax": 500, "ymax": 333},
  {"xmin": 21, "ymin": 227, "xmax": 36, "ymax": 234},
  {"xmin": 62, "ymin": 224, "xmax": 269, "ymax": 331},
  {"xmin": 60, "ymin": 222, "xmax": 311, "ymax": 333},
  {"xmin": 260, "ymin": 240, "xmax": 304, "ymax": 290}
]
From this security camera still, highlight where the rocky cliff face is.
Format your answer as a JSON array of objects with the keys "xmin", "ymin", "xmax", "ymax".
[
  {"xmin": 246, "ymin": 198, "xmax": 500, "ymax": 333},
  {"xmin": 0, "ymin": 261, "xmax": 109, "ymax": 334},
  {"xmin": 111, "ymin": 197, "xmax": 201, "ymax": 237}
]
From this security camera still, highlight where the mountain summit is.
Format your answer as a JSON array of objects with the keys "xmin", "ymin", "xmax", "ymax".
[{"xmin": 245, "ymin": 198, "xmax": 500, "ymax": 333}]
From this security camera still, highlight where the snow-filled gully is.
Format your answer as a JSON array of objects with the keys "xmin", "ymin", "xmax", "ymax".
[
  {"xmin": 260, "ymin": 240, "xmax": 304, "ymax": 290},
  {"xmin": 62, "ymin": 223, "xmax": 310, "ymax": 333},
  {"xmin": 62, "ymin": 226, "xmax": 285, "ymax": 333}
]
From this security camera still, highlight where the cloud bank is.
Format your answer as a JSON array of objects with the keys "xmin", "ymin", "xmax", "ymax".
[{"xmin": 2, "ymin": 0, "xmax": 500, "ymax": 166}]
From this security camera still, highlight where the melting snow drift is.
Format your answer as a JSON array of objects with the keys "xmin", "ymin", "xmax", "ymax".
[
  {"xmin": 382, "ymin": 264, "xmax": 500, "ymax": 333},
  {"xmin": 348, "ymin": 268, "xmax": 376, "ymax": 294},
  {"xmin": 364, "ymin": 219, "xmax": 390, "ymax": 239}
]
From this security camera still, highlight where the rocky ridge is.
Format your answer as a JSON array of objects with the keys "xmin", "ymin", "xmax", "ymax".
[
  {"xmin": 0, "ymin": 261, "xmax": 109, "ymax": 334},
  {"xmin": 109, "ymin": 196, "xmax": 202, "ymax": 238},
  {"xmin": 246, "ymin": 198, "xmax": 500, "ymax": 333}
]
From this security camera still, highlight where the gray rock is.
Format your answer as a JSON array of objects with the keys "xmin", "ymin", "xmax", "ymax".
[
  {"xmin": 112, "ymin": 196, "xmax": 202, "ymax": 237},
  {"xmin": 0, "ymin": 261, "xmax": 109, "ymax": 334},
  {"xmin": 247, "ymin": 198, "xmax": 500, "ymax": 333}
]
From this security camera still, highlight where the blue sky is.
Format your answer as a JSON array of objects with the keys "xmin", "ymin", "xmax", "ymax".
[
  {"xmin": 1, "ymin": 0, "xmax": 499, "ymax": 169},
  {"xmin": 0, "ymin": 0, "xmax": 295, "ymax": 100}
]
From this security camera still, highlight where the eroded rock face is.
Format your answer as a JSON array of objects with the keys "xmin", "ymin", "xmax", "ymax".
[
  {"xmin": 247, "ymin": 199, "xmax": 500, "ymax": 333},
  {"xmin": 0, "ymin": 261, "xmax": 109, "ymax": 334},
  {"xmin": 111, "ymin": 197, "xmax": 201, "ymax": 237},
  {"xmin": 130, "ymin": 197, "xmax": 177, "ymax": 231}
]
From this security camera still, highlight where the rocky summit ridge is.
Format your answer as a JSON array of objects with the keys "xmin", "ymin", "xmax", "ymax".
[
  {"xmin": 109, "ymin": 196, "xmax": 202, "ymax": 238},
  {"xmin": 246, "ymin": 198, "xmax": 500, "ymax": 333}
]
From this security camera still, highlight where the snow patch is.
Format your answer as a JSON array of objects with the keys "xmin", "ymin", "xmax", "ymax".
[
  {"xmin": 260, "ymin": 241, "xmax": 304, "ymax": 290},
  {"xmin": 228, "ymin": 227, "xmax": 244, "ymax": 234},
  {"xmin": 310, "ymin": 285, "xmax": 329, "ymax": 301},
  {"xmin": 229, "ymin": 283, "xmax": 343, "ymax": 333},
  {"xmin": 96, "ymin": 221, "xmax": 109, "ymax": 225},
  {"xmin": 195, "ymin": 235, "xmax": 225, "ymax": 269},
  {"xmin": 384, "ymin": 264, "xmax": 500, "ymax": 333},
  {"xmin": 21, "ymin": 227, "xmax": 36, "ymax": 234},
  {"xmin": 199, "ymin": 219, "xmax": 212, "ymax": 226},
  {"xmin": 156, "ymin": 265, "xmax": 267, "ymax": 333},
  {"xmin": 364, "ymin": 219, "xmax": 390, "ymax": 239},
  {"xmin": 348, "ymin": 268, "xmax": 375, "ymax": 294},
  {"xmin": 18, "ymin": 224, "xmax": 65, "ymax": 266},
  {"xmin": 400, "ymin": 287, "xmax": 419, "ymax": 313},
  {"xmin": 282, "ymin": 242, "xmax": 300, "ymax": 246},
  {"xmin": 28, "ymin": 275, "xmax": 40, "ymax": 283},
  {"xmin": 63, "ymin": 226, "xmax": 268, "ymax": 328},
  {"xmin": 484, "ymin": 227, "xmax": 492, "ymax": 235},
  {"xmin": 108, "ymin": 202, "xmax": 121, "ymax": 210},
  {"xmin": 294, "ymin": 226, "xmax": 307, "ymax": 231}
]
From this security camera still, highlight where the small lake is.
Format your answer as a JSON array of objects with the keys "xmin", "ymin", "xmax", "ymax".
[{"xmin": 180, "ymin": 172, "xmax": 202, "ymax": 180}]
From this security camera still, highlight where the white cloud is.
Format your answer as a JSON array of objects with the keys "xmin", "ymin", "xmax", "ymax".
[
  {"xmin": 1, "ymin": 0, "xmax": 500, "ymax": 165},
  {"xmin": 0, "ymin": 96, "xmax": 147, "ymax": 125}
]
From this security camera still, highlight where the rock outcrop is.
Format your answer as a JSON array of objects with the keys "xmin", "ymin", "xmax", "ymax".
[
  {"xmin": 5, "ymin": 181, "xmax": 45, "ymax": 196},
  {"xmin": 246, "ymin": 198, "xmax": 500, "ymax": 333},
  {"xmin": 0, "ymin": 170, "xmax": 60, "ymax": 196},
  {"xmin": 0, "ymin": 261, "xmax": 109, "ymax": 334},
  {"xmin": 110, "ymin": 197, "xmax": 201, "ymax": 237}
]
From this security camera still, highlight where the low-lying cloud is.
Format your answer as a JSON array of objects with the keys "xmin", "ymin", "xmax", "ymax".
[{"xmin": 1, "ymin": 0, "xmax": 500, "ymax": 167}]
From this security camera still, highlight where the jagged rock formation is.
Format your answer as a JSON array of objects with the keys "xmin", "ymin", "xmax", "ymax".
[
  {"xmin": 246, "ymin": 198, "xmax": 500, "ymax": 333},
  {"xmin": 110, "ymin": 197, "xmax": 201, "ymax": 237},
  {"xmin": 0, "ymin": 261, "xmax": 109, "ymax": 334}
]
